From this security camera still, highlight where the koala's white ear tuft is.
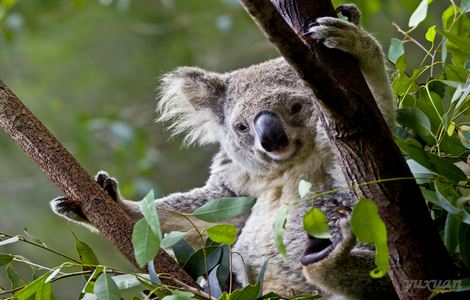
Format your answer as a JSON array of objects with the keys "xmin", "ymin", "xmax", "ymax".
[{"xmin": 158, "ymin": 67, "xmax": 226, "ymax": 146}]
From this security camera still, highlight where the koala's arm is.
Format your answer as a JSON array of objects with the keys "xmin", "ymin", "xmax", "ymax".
[
  {"xmin": 51, "ymin": 152, "xmax": 240, "ymax": 234},
  {"xmin": 307, "ymin": 12, "xmax": 395, "ymax": 128},
  {"xmin": 302, "ymin": 219, "xmax": 397, "ymax": 299}
]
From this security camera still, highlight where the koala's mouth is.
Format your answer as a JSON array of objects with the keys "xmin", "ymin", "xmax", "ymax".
[
  {"xmin": 300, "ymin": 235, "xmax": 340, "ymax": 265},
  {"xmin": 263, "ymin": 139, "xmax": 302, "ymax": 162}
]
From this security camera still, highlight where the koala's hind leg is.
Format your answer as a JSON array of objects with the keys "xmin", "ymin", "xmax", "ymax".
[
  {"xmin": 302, "ymin": 219, "xmax": 397, "ymax": 300},
  {"xmin": 306, "ymin": 15, "xmax": 395, "ymax": 128}
]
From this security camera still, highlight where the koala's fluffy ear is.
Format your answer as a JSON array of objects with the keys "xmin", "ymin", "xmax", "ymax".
[{"xmin": 158, "ymin": 67, "xmax": 226, "ymax": 145}]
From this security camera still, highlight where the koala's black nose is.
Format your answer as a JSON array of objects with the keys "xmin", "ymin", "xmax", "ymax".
[{"xmin": 254, "ymin": 111, "xmax": 289, "ymax": 152}]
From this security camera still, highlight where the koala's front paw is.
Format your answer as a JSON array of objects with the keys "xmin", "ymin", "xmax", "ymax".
[
  {"xmin": 336, "ymin": 4, "xmax": 361, "ymax": 25},
  {"xmin": 50, "ymin": 171, "xmax": 122, "ymax": 226},
  {"xmin": 306, "ymin": 17, "xmax": 383, "ymax": 67}
]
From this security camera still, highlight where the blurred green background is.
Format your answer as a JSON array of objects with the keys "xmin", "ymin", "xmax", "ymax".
[{"xmin": 0, "ymin": 0, "xmax": 448, "ymax": 298}]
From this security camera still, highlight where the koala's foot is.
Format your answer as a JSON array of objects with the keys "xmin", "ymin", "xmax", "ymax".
[
  {"xmin": 306, "ymin": 16, "xmax": 384, "ymax": 70},
  {"xmin": 302, "ymin": 218, "xmax": 397, "ymax": 299},
  {"xmin": 50, "ymin": 171, "xmax": 121, "ymax": 228}
]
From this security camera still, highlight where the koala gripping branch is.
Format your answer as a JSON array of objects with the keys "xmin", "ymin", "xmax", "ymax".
[
  {"xmin": 240, "ymin": 0, "xmax": 457, "ymax": 299},
  {"xmin": 0, "ymin": 81, "xmax": 198, "ymax": 289}
]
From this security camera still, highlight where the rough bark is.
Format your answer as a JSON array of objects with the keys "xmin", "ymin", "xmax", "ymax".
[
  {"xmin": 0, "ymin": 81, "xmax": 198, "ymax": 289},
  {"xmin": 239, "ymin": 0, "xmax": 457, "ymax": 299}
]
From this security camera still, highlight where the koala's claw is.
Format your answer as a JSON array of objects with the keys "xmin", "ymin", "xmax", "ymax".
[
  {"xmin": 94, "ymin": 171, "xmax": 120, "ymax": 202},
  {"xmin": 51, "ymin": 171, "xmax": 121, "ymax": 224},
  {"xmin": 301, "ymin": 218, "xmax": 355, "ymax": 266},
  {"xmin": 50, "ymin": 196, "xmax": 88, "ymax": 222},
  {"xmin": 336, "ymin": 4, "xmax": 361, "ymax": 25}
]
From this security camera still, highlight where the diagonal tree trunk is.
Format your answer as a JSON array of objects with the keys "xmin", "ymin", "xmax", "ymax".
[
  {"xmin": 0, "ymin": 81, "xmax": 198, "ymax": 289},
  {"xmin": 239, "ymin": 0, "xmax": 457, "ymax": 298}
]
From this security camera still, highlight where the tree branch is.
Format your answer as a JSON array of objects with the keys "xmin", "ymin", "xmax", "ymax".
[
  {"xmin": 0, "ymin": 81, "xmax": 199, "ymax": 289},
  {"xmin": 239, "ymin": 0, "xmax": 456, "ymax": 298}
]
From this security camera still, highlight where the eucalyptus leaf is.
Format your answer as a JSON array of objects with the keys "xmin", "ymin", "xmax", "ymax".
[
  {"xmin": 425, "ymin": 25, "xmax": 436, "ymax": 43},
  {"xmin": 94, "ymin": 272, "xmax": 121, "ymax": 300},
  {"xmin": 138, "ymin": 190, "xmax": 162, "ymax": 241},
  {"xmin": 111, "ymin": 274, "xmax": 141, "ymax": 290},
  {"xmin": 183, "ymin": 246, "xmax": 222, "ymax": 278},
  {"xmin": 161, "ymin": 231, "xmax": 189, "ymax": 248},
  {"xmin": 192, "ymin": 197, "xmax": 256, "ymax": 222},
  {"xmin": 395, "ymin": 138, "xmax": 467, "ymax": 182},
  {"xmin": 396, "ymin": 108, "xmax": 433, "ymax": 140},
  {"xmin": 132, "ymin": 218, "xmax": 160, "ymax": 268},
  {"xmin": 75, "ymin": 236, "xmax": 99, "ymax": 266},
  {"xmin": 298, "ymin": 180, "xmax": 312, "ymax": 198},
  {"xmin": 0, "ymin": 253, "xmax": 14, "ymax": 266},
  {"xmin": 171, "ymin": 239, "xmax": 194, "ymax": 266},
  {"xmin": 207, "ymin": 224, "xmax": 237, "ymax": 245},
  {"xmin": 0, "ymin": 236, "xmax": 19, "ymax": 246},
  {"xmin": 303, "ymin": 208, "xmax": 331, "ymax": 239},
  {"xmin": 462, "ymin": 0, "xmax": 470, "ymax": 13},
  {"xmin": 388, "ymin": 38, "xmax": 404, "ymax": 63},
  {"xmin": 435, "ymin": 180, "xmax": 462, "ymax": 214},
  {"xmin": 207, "ymin": 265, "xmax": 223, "ymax": 299},
  {"xmin": 15, "ymin": 272, "xmax": 50, "ymax": 300},
  {"xmin": 273, "ymin": 206, "xmax": 289, "ymax": 257},
  {"xmin": 444, "ymin": 213, "xmax": 461, "ymax": 254},
  {"xmin": 350, "ymin": 198, "xmax": 389, "ymax": 276},
  {"xmin": 409, "ymin": 0, "xmax": 428, "ymax": 28},
  {"xmin": 6, "ymin": 263, "xmax": 21, "ymax": 288}
]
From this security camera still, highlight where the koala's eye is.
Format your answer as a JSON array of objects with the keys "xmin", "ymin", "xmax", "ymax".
[
  {"xmin": 290, "ymin": 102, "xmax": 303, "ymax": 114},
  {"xmin": 235, "ymin": 123, "xmax": 248, "ymax": 133}
]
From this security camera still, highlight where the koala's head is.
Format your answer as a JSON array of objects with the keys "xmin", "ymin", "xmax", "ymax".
[{"xmin": 158, "ymin": 58, "xmax": 323, "ymax": 174}]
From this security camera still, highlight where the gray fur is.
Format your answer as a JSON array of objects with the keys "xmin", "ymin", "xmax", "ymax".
[{"xmin": 51, "ymin": 14, "xmax": 396, "ymax": 299}]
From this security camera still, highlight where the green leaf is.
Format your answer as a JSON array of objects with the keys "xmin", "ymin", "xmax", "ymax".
[
  {"xmin": 15, "ymin": 272, "xmax": 50, "ymax": 300},
  {"xmin": 257, "ymin": 259, "xmax": 270, "ymax": 297},
  {"xmin": 273, "ymin": 206, "xmax": 289, "ymax": 257},
  {"xmin": 171, "ymin": 239, "xmax": 194, "ymax": 266},
  {"xmin": 438, "ymin": 29, "xmax": 470, "ymax": 57},
  {"xmin": 132, "ymin": 218, "xmax": 160, "ymax": 268},
  {"xmin": 75, "ymin": 236, "xmax": 99, "ymax": 266},
  {"xmin": 396, "ymin": 108, "xmax": 433, "ymax": 141},
  {"xmin": 303, "ymin": 208, "xmax": 331, "ymax": 239},
  {"xmin": 81, "ymin": 266, "xmax": 104, "ymax": 294},
  {"xmin": 459, "ymin": 223, "xmax": 470, "ymax": 269},
  {"xmin": 392, "ymin": 73, "xmax": 419, "ymax": 96},
  {"xmin": 161, "ymin": 231, "xmax": 189, "ymax": 248},
  {"xmin": 138, "ymin": 190, "xmax": 162, "ymax": 240},
  {"xmin": 183, "ymin": 246, "xmax": 222, "ymax": 278},
  {"xmin": 0, "ymin": 236, "xmax": 19, "ymax": 246},
  {"xmin": 222, "ymin": 284, "xmax": 260, "ymax": 300},
  {"xmin": 409, "ymin": 0, "xmax": 429, "ymax": 28},
  {"xmin": 444, "ymin": 213, "xmax": 460, "ymax": 254},
  {"xmin": 350, "ymin": 198, "xmax": 389, "ymax": 277},
  {"xmin": 395, "ymin": 138, "xmax": 467, "ymax": 182},
  {"xmin": 0, "ymin": 253, "xmax": 14, "ymax": 266},
  {"xmin": 298, "ymin": 180, "xmax": 312, "ymax": 198},
  {"xmin": 6, "ymin": 263, "xmax": 21, "ymax": 288},
  {"xmin": 162, "ymin": 294, "xmax": 194, "ymax": 300},
  {"xmin": 463, "ymin": 0, "xmax": 470, "ymax": 13},
  {"xmin": 420, "ymin": 188, "xmax": 441, "ymax": 207},
  {"xmin": 425, "ymin": 25, "xmax": 436, "ymax": 43},
  {"xmin": 388, "ymin": 38, "xmax": 405, "ymax": 63},
  {"xmin": 442, "ymin": 5, "xmax": 455, "ymax": 30},
  {"xmin": 192, "ymin": 197, "xmax": 256, "ymax": 222},
  {"xmin": 207, "ymin": 224, "xmax": 237, "ymax": 245},
  {"xmin": 94, "ymin": 272, "xmax": 121, "ymax": 300},
  {"xmin": 435, "ymin": 180, "xmax": 462, "ymax": 214},
  {"xmin": 35, "ymin": 282, "xmax": 52, "ymax": 300},
  {"xmin": 111, "ymin": 274, "xmax": 141, "ymax": 290}
]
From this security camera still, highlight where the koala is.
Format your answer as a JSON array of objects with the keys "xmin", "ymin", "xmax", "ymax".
[{"xmin": 51, "ymin": 5, "xmax": 397, "ymax": 299}]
